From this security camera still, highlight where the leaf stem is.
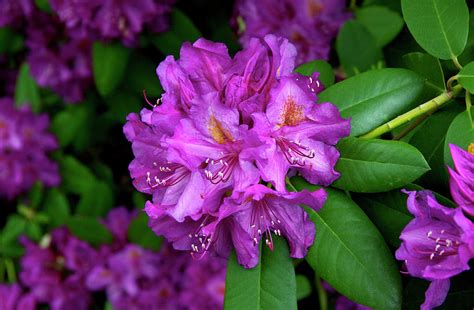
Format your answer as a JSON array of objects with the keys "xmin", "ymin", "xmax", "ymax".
[
  {"xmin": 466, "ymin": 91, "xmax": 473, "ymax": 128},
  {"xmin": 359, "ymin": 84, "xmax": 463, "ymax": 139},
  {"xmin": 285, "ymin": 177, "xmax": 297, "ymax": 192},
  {"xmin": 315, "ymin": 274, "xmax": 328, "ymax": 310},
  {"xmin": 4, "ymin": 258, "xmax": 16, "ymax": 283},
  {"xmin": 452, "ymin": 56, "xmax": 463, "ymax": 70}
]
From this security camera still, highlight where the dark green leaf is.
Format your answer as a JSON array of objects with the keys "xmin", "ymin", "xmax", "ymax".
[
  {"xmin": 0, "ymin": 27, "xmax": 24, "ymax": 54},
  {"xmin": 43, "ymin": 188, "xmax": 70, "ymax": 227},
  {"xmin": 444, "ymin": 108, "xmax": 474, "ymax": 167},
  {"xmin": 59, "ymin": 156, "xmax": 97, "ymax": 195},
  {"xmin": 104, "ymin": 91, "xmax": 141, "ymax": 124},
  {"xmin": 0, "ymin": 215, "xmax": 27, "ymax": 245},
  {"xmin": 291, "ymin": 180, "xmax": 402, "ymax": 309},
  {"xmin": 15, "ymin": 63, "xmax": 41, "ymax": 113},
  {"xmin": 28, "ymin": 182, "xmax": 44, "ymax": 209},
  {"xmin": 333, "ymin": 137, "xmax": 430, "ymax": 192},
  {"xmin": 67, "ymin": 217, "xmax": 113, "ymax": 246},
  {"xmin": 124, "ymin": 54, "xmax": 163, "ymax": 98},
  {"xmin": 336, "ymin": 20, "xmax": 383, "ymax": 77},
  {"xmin": 401, "ymin": 0, "xmax": 469, "ymax": 59},
  {"xmin": 51, "ymin": 104, "xmax": 90, "ymax": 147},
  {"xmin": 76, "ymin": 180, "xmax": 114, "ymax": 217},
  {"xmin": 25, "ymin": 222, "xmax": 42, "ymax": 241},
  {"xmin": 128, "ymin": 212, "xmax": 163, "ymax": 251},
  {"xmin": 318, "ymin": 68, "xmax": 424, "ymax": 136},
  {"xmin": 296, "ymin": 275, "xmax": 312, "ymax": 300},
  {"xmin": 458, "ymin": 61, "xmax": 474, "ymax": 93},
  {"xmin": 93, "ymin": 42, "xmax": 131, "ymax": 96},
  {"xmin": 356, "ymin": 6, "xmax": 404, "ymax": 47},
  {"xmin": 294, "ymin": 60, "xmax": 335, "ymax": 88},
  {"xmin": 224, "ymin": 237, "xmax": 297, "ymax": 310},
  {"xmin": 363, "ymin": 0, "xmax": 401, "ymax": 13},
  {"xmin": 402, "ymin": 52, "xmax": 446, "ymax": 97}
]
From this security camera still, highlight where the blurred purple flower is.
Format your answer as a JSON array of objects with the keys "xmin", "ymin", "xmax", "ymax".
[
  {"xmin": 233, "ymin": 0, "xmax": 351, "ymax": 64},
  {"xmin": 26, "ymin": 11, "xmax": 92, "ymax": 103},
  {"xmin": 124, "ymin": 35, "xmax": 349, "ymax": 267},
  {"xmin": 0, "ymin": 56, "xmax": 18, "ymax": 97},
  {"xmin": 50, "ymin": 0, "xmax": 175, "ymax": 46},
  {"xmin": 335, "ymin": 295, "xmax": 371, "ymax": 310},
  {"xmin": 447, "ymin": 144, "xmax": 474, "ymax": 215},
  {"xmin": 0, "ymin": 283, "xmax": 36, "ymax": 310},
  {"xmin": 20, "ymin": 228, "xmax": 99, "ymax": 310},
  {"xmin": 396, "ymin": 190, "xmax": 474, "ymax": 309},
  {"xmin": 0, "ymin": 0, "xmax": 32, "ymax": 27},
  {"xmin": 0, "ymin": 98, "xmax": 59, "ymax": 199}
]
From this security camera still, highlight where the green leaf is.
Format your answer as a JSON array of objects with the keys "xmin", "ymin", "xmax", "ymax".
[
  {"xmin": 356, "ymin": 6, "xmax": 404, "ymax": 47},
  {"xmin": 128, "ymin": 212, "xmax": 163, "ymax": 251},
  {"xmin": 363, "ymin": 0, "xmax": 401, "ymax": 13},
  {"xmin": 224, "ymin": 237, "xmax": 297, "ymax": 310},
  {"xmin": 409, "ymin": 108, "xmax": 461, "ymax": 190},
  {"xmin": 28, "ymin": 182, "xmax": 44, "ymax": 209},
  {"xmin": 333, "ymin": 137, "xmax": 430, "ymax": 193},
  {"xmin": 318, "ymin": 68, "xmax": 424, "ymax": 136},
  {"xmin": 104, "ymin": 91, "xmax": 141, "ymax": 124},
  {"xmin": 51, "ymin": 104, "xmax": 90, "ymax": 147},
  {"xmin": 66, "ymin": 217, "xmax": 113, "ymax": 246},
  {"xmin": 0, "ymin": 27, "xmax": 24, "ymax": 54},
  {"xmin": 294, "ymin": 60, "xmax": 335, "ymax": 88},
  {"xmin": 296, "ymin": 275, "xmax": 312, "ymax": 300},
  {"xmin": 59, "ymin": 156, "xmax": 97, "ymax": 195},
  {"xmin": 151, "ymin": 9, "xmax": 201, "ymax": 57},
  {"xmin": 444, "ymin": 108, "xmax": 474, "ymax": 167},
  {"xmin": 93, "ymin": 42, "xmax": 131, "ymax": 96},
  {"xmin": 25, "ymin": 222, "xmax": 42, "ymax": 241},
  {"xmin": 123, "ymin": 54, "xmax": 163, "ymax": 98},
  {"xmin": 76, "ymin": 180, "xmax": 114, "ymax": 217},
  {"xmin": 401, "ymin": 0, "xmax": 469, "ymax": 59},
  {"xmin": 336, "ymin": 20, "xmax": 383, "ymax": 77},
  {"xmin": 15, "ymin": 63, "xmax": 41, "ymax": 113},
  {"xmin": 0, "ymin": 215, "xmax": 27, "ymax": 245},
  {"xmin": 458, "ymin": 61, "xmax": 474, "ymax": 93},
  {"xmin": 402, "ymin": 52, "xmax": 446, "ymax": 97},
  {"xmin": 291, "ymin": 180, "xmax": 402, "ymax": 309},
  {"xmin": 43, "ymin": 188, "xmax": 71, "ymax": 227}
]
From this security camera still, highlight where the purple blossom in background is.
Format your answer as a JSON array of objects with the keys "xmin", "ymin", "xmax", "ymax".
[
  {"xmin": 232, "ymin": 0, "xmax": 351, "ymax": 64},
  {"xmin": 0, "ymin": 55, "xmax": 17, "ymax": 97},
  {"xmin": 50, "ymin": 0, "xmax": 175, "ymax": 46},
  {"xmin": 20, "ymin": 228, "xmax": 98, "ymax": 310},
  {"xmin": 323, "ymin": 281, "xmax": 371, "ymax": 309},
  {"xmin": 447, "ymin": 144, "xmax": 474, "ymax": 215},
  {"xmin": 0, "ymin": 0, "xmax": 32, "ymax": 27},
  {"xmin": 395, "ymin": 190, "xmax": 474, "ymax": 309},
  {"xmin": 0, "ymin": 98, "xmax": 59, "ymax": 199},
  {"xmin": 124, "ymin": 35, "xmax": 350, "ymax": 268},
  {"xmin": 0, "ymin": 283, "xmax": 36, "ymax": 310},
  {"xmin": 26, "ymin": 11, "xmax": 92, "ymax": 103}
]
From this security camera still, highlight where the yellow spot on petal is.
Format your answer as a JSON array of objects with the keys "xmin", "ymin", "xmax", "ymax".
[
  {"xmin": 208, "ymin": 115, "xmax": 234, "ymax": 144},
  {"xmin": 468, "ymin": 143, "xmax": 474, "ymax": 155},
  {"xmin": 279, "ymin": 96, "xmax": 304, "ymax": 127}
]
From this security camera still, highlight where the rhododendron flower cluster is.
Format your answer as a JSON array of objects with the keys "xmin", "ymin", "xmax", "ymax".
[
  {"xmin": 0, "ymin": 98, "xmax": 59, "ymax": 199},
  {"xmin": 6, "ymin": 208, "xmax": 225, "ymax": 310},
  {"xmin": 232, "ymin": 0, "xmax": 351, "ymax": 64},
  {"xmin": 124, "ymin": 35, "xmax": 350, "ymax": 268},
  {"xmin": 396, "ymin": 144, "xmax": 474, "ymax": 310}
]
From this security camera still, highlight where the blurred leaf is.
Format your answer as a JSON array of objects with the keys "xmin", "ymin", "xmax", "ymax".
[
  {"xmin": 356, "ymin": 6, "xmax": 404, "ymax": 47},
  {"xmin": 224, "ymin": 237, "xmax": 297, "ymax": 310},
  {"xmin": 59, "ymin": 156, "xmax": 97, "ymax": 195},
  {"xmin": 458, "ymin": 61, "xmax": 474, "ymax": 93},
  {"xmin": 151, "ymin": 9, "xmax": 201, "ymax": 57},
  {"xmin": 294, "ymin": 60, "xmax": 335, "ymax": 88},
  {"xmin": 35, "ymin": 0, "xmax": 51, "ymax": 12},
  {"xmin": 124, "ymin": 54, "xmax": 163, "ymax": 98},
  {"xmin": 401, "ymin": 0, "xmax": 469, "ymax": 59},
  {"xmin": 402, "ymin": 52, "xmax": 446, "ymax": 98},
  {"xmin": 51, "ymin": 104, "xmax": 89, "ymax": 147},
  {"xmin": 25, "ymin": 222, "xmax": 42, "ymax": 241},
  {"xmin": 333, "ymin": 137, "xmax": 430, "ymax": 192},
  {"xmin": 0, "ymin": 215, "xmax": 26, "ymax": 245},
  {"xmin": 67, "ymin": 217, "xmax": 113, "ymax": 246},
  {"xmin": 128, "ymin": 212, "xmax": 162, "ymax": 251},
  {"xmin": 132, "ymin": 192, "xmax": 147, "ymax": 210},
  {"xmin": 291, "ymin": 179, "xmax": 402, "ymax": 309},
  {"xmin": 296, "ymin": 275, "xmax": 312, "ymax": 300},
  {"xmin": 362, "ymin": 0, "xmax": 401, "ymax": 13},
  {"xmin": 0, "ymin": 27, "xmax": 24, "ymax": 54},
  {"xmin": 28, "ymin": 182, "xmax": 44, "ymax": 209},
  {"xmin": 0, "ymin": 243, "xmax": 24, "ymax": 258},
  {"xmin": 76, "ymin": 180, "xmax": 114, "ymax": 217},
  {"xmin": 318, "ymin": 68, "xmax": 424, "ymax": 136},
  {"xmin": 43, "ymin": 188, "xmax": 70, "ymax": 227},
  {"xmin": 104, "ymin": 91, "xmax": 141, "ymax": 124},
  {"xmin": 444, "ymin": 108, "xmax": 474, "ymax": 167},
  {"xmin": 15, "ymin": 63, "xmax": 41, "ymax": 113},
  {"xmin": 93, "ymin": 42, "xmax": 131, "ymax": 96},
  {"xmin": 336, "ymin": 20, "xmax": 383, "ymax": 77}
]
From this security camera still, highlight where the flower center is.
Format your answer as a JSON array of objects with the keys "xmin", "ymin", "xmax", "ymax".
[
  {"xmin": 276, "ymin": 137, "xmax": 315, "ymax": 166},
  {"xmin": 146, "ymin": 163, "xmax": 190, "ymax": 188},
  {"xmin": 203, "ymin": 152, "xmax": 238, "ymax": 184},
  {"xmin": 208, "ymin": 115, "xmax": 234, "ymax": 144},
  {"xmin": 421, "ymin": 229, "xmax": 461, "ymax": 260},
  {"xmin": 279, "ymin": 95, "xmax": 305, "ymax": 127},
  {"xmin": 188, "ymin": 216, "xmax": 214, "ymax": 260},
  {"xmin": 250, "ymin": 199, "xmax": 282, "ymax": 250}
]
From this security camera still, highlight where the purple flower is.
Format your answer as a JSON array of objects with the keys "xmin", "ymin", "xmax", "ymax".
[
  {"xmin": 50, "ymin": 0, "xmax": 175, "ymax": 46},
  {"xmin": 447, "ymin": 144, "xmax": 474, "ymax": 215},
  {"xmin": 0, "ymin": 55, "xmax": 17, "ymax": 97},
  {"xmin": 396, "ymin": 190, "xmax": 474, "ymax": 309},
  {"xmin": 233, "ymin": 0, "xmax": 352, "ymax": 64},
  {"xmin": 0, "ymin": 0, "xmax": 32, "ymax": 27},
  {"xmin": 0, "ymin": 283, "xmax": 36, "ymax": 310},
  {"xmin": 26, "ymin": 11, "xmax": 92, "ymax": 103},
  {"xmin": 0, "ymin": 98, "xmax": 59, "ymax": 199},
  {"xmin": 20, "ymin": 228, "xmax": 98, "ymax": 310}
]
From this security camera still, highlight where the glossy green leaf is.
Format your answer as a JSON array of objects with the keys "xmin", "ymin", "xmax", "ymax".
[
  {"xmin": 458, "ymin": 61, "xmax": 474, "ymax": 93},
  {"xmin": 93, "ymin": 42, "xmax": 131, "ymax": 96},
  {"xmin": 401, "ymin": 0, "xmax": 469, "ymax": 59},
  {"xmin": 409, "ymin": 108, "xmax": 461, "ymax": 190},
  {"xmin": 318, "ymin": 68, "xmax": 424, "ymax": 136},
  {"xmin": 336, "ymin": 20, "xmax": 383, "ymax": 77},
  {"xmin": 67, "ymin": 217, "xmax": 113, "ymax": 246},
  {"xmin": 294, "ymin": 60, "xmax": 335, "ymax": 88},
  {"xmin": 356, "ymin": 6, "xmax": 404, "ymax": 47},
  {"xmin": 363, "ymin": 0, "xmax": 401, "ymax": 13},
  {"xmin": 224, "ymin": 237, "xmax": 297, "ymax": 310},
  {"xmin": 402, "ymin": 52, "xmax": 446, "ymax": 97},
  {"xmin": 333, "ymin": 137, "xmax": 430, "ymax": 192},
  {"xmin": 296, "ymin": 275, "xmax": 312, "ymax": 300},
  {"xmin": 43, "ymin": 188, "xmax": 70, "ymax": 228},
  {"xmin": 151, "ymin": 9, "xmax": 201, "ymax": 57},
  {"xmin": 128, "ymin": 212, "xmax": 163, "ymax": 251},
  {"xmin": 459, "ymin": 9, "xmax": 474, "ymax": 65},
  {"xmin": 444, "ymin": 108, "xmax": 474, "ymax": 167},
  {"xmin": 15, "ymin": 63, "xmax": 41, "ymax": 113},
  {"xmin": 291, "ymin": 179, "xmax": 402, "ymax": 309}
]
